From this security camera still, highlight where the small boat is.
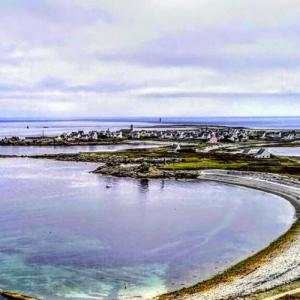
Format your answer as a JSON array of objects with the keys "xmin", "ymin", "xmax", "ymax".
[{"xmin": 106, "ymin": 185, "xmax": 112, "ymax": 189}]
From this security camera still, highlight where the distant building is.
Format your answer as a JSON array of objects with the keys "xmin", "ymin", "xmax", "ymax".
[
  {"xmin": 172, "ymin": 143, "xmax": 181, "ymax": 152},
  {"xmin": 254, "ymin": 148, "xmax": 272, "ymax": 159},
  {"xmin": 117, "ymin": 131, "xmax": 123, "ymax": 139},
  {"xmin": 121, "ymin": 125, "xmax": 134, "ymax": 137},
  {"xmin": 90, "ymin": 131, "xmax": 98, "ymax": 140},
  {"xmin": 208, "ymin": 133, "xmax": 218, "ymax": 144}
]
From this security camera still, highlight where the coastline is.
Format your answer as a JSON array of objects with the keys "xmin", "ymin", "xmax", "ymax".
[
  {"xmin": 159, "ymin": 170, "xmax": 300, "ymax": 300},
  {"xmin": 0, "ymin": 159, "xmax": 300, "ymax": 299}
]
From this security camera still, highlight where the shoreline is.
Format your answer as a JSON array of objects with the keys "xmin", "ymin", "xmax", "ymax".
[
  {"xmin": 159, "ymin": 170, "xmax": 300, "ymax": 300},
  {"xmin": 0, "ymin": 162, "xmax": 300, "ymax": 299}
]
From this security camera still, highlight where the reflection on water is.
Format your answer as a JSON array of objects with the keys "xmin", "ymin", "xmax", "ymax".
[
  {"xmin": 0, "ymin": 144, "xmax": 158, "ymax": 156},
  {"xmin": 269, "ymin": 147, "xmax": 300, "ymax": 157},
  {"xmin": 139, "ymin": 179, "xmax": 150, "ymax": 192},
  {"xmin": 0, "ymin": 158, "xmax": 295, "ymax": 300}
]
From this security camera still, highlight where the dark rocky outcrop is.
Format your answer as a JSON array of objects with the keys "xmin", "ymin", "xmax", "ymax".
[{"xmin": 93, "ymin": 163, "xmax": 198, "ymax": 179}]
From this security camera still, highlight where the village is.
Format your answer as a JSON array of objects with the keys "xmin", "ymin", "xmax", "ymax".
[
  {"xmin": 1, "ymin": 125, "xmax": 300, "ymax": 161},
  {"xmin": 1, "ymin": 125, "xmax": 300, "ymax": 145}
]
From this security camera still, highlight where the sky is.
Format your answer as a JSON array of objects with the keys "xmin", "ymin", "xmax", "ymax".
[{"xmin": 1, "ymin": 0, "xmax": 300, "ymax": 118}]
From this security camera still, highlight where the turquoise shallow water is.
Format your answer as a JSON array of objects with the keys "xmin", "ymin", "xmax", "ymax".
[{"xmin": 0, "ymin": 158, "xmax": 295, "ymax": 299}]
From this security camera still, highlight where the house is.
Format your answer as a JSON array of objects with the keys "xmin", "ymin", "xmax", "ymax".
[
  {"xmin": 116, "ymin": 131, "xmax": 123, "ymax": 139},
  {"xmin": 130, "ymin": 131, "xmax": 141, "ymax": 139},
  {"xmin": 227, "ymin": 135, "xmax": 236, "ymax": 142},
  {"xmin": 120, "ymin": 128, "xmax": 133, "ymax": 138},
  {"xmin": 208, "ymin": 133, "xmax": 218, "ymax": 144},
  {"xmin": 89, "ymin": 131, "xmax": 98, "ymax": 140},
  {"xmin": 54, "ymin": 136, "xmax": 63, "ymax": 142},
  {"xmin": 172, "ymin": 143, "xmax": 181, "ymax": 152},
  {"xmin": 283, "ymin": 133, "xmax": 295, "ymax": 141},
  {"xmin": 80, "ymin": 135, "xmax": 90, "ymax": 141},
  {"xmin": 254, "ymin": 148, "xmax": 272, "ymax": 159}
]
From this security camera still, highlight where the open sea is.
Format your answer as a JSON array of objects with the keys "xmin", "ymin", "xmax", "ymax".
[{"xmin": 0, "ymin": 117, "xmax": 300, "ymax": 138}]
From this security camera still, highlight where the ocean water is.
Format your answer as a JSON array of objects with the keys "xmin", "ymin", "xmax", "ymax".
[
  {"xmin": 163, "ymin": 116, "xmax": 300, "ymax": 129},
  {"xmin": 0, "ymin": 120, "xmax": 158, "ymax": 138},
  {"xmin": 0, "ymin": 144, "xmax": 159, "ymax": 156},
  {"xmin": 269, "ymin": 147, "xmax": 300, "ymax": 157},
  {"xmin": 0, "ymin": 158, "xmax": 294, "ymax": 300},
  {"xmin": 0, "ymin": 117, "xmax": 300, "ymax": 139}
]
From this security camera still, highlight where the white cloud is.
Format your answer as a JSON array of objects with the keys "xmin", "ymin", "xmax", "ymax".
[{"xmin": 1, "ymin": 0, "xmax": 300, "ymax": 117}]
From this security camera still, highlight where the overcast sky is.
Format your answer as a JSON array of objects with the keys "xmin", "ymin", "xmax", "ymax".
[{"xmin": 1, "ymin": 0, "xmax": 300, "ymax": 118}]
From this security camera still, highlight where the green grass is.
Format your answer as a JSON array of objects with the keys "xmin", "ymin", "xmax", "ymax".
[
  {"xmin": 164, "ymin": 159, "xmax": 248, "ymax": 170},
  {"xmin": 74, "ymin": 146, "xmax": 300, "ymax": 177},
  {"xmin": 79, "ymin": 147, "xmax": 171, "ymax": 160},
  {"xmin": 164, "ymin": 155, "xmax": 300, "ymax": 176}
]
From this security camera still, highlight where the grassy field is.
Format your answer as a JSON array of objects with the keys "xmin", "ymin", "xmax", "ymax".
[
  {"xmin": 79, "ymin": 147, "xmax": 172, "ymax": 160},
  {"xmin": 163, "ymin": 152, "xmax": 300, "ymax": 176},
  {"xmin": 77, "ymin": 146, "xmax": 300, "ymax": 177}
]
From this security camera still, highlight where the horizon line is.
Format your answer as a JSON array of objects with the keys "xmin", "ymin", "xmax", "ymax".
[{"xmin": 0, "ymin": 116, "xmax": 300, "ymax": 122}]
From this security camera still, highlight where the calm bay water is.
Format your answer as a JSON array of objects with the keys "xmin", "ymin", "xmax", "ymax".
[
  {"xmin": 0, "ymin": 158, "xmax": 294, "ymax": 300},
  {"xmin": 269, "ymin": 147, "xmax": 300, "ymax": 157},
  {"xmin": 0, "ymin": 144, "xmax": 158, "ymax": 156}
]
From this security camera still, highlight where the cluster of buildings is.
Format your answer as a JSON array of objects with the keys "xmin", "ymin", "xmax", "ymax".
[
  {"xmin": 127, "ymin": 128, "xmax": 300, "ymax": 143},
  {"xmin": 56, "ymin": 129, "xmax": 123, "ymax": 142},
  {"xmin": 1, "ymin": 126, "xmax": 300, "ymax": 145},
  {"xmin": 129, "ymin": 128, "xmax": 249, "ymax": 143}
]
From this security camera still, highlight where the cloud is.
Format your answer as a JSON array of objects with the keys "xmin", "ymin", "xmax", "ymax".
[{"xmin": 0, "ymin": 0, "xmax": 300, "ymax": 117}]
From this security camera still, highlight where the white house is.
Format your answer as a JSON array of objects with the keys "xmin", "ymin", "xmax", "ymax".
[
  {"xmin": 254, "ymin": 148, "xmax": 272, "ymax": 159},
  {"xmin": 172, "ymin": 143, "xmax": 181, "ymax": 152},
  {"xmin": 90, "ymin": 131, "xmax": 98, "ymax": 140}
]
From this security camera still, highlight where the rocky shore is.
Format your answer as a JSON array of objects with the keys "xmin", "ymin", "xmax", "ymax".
[{"xmin": 93, "ymin": 162, "xmax": 199, "ymax": 179}]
